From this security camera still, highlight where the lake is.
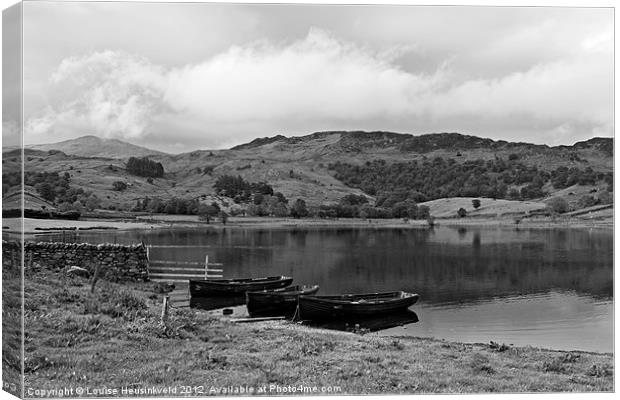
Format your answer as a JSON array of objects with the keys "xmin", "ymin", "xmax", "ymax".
[{"xmin": 35, "ymin": 225, "xmax": 613, "ymax": 353}]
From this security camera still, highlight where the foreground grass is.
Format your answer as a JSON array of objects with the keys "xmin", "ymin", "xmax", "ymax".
[{"xmin": 24, "ymin": 269, "xmax": 613, "ymax": 394}]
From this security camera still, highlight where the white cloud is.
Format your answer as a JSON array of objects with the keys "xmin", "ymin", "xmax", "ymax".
[
  {"xmin": 25, "ymin": 26, "xmax": 612, "ymax": 151},
  {"xmin": 28, "ymin": 50, "xmax": 168, "ymax": 140}
]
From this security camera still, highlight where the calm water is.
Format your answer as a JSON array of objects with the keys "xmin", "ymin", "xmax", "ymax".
[{"xmin": 37, "ymin": 226, "xmax": 613, "ymax": 352}]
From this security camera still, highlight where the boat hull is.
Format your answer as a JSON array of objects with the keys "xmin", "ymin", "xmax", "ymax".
[
  {"xmin": 246, "ymin": 285, "xmax": 320, "ymax": 317},
  {"xmin": 298, "ymin": 291, "xmax": 419, "ymax": 320},
  {"xmin": 189, "ymin": 276, "xmax": 293, "ymax": 297}
]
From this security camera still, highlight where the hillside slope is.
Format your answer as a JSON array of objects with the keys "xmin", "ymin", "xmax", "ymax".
[
  {"xmin": 4, "ymin": 131, "xmax": 613, "ymax": 211},
  {"xmin": 26, "ymin": 135, "xmax": 167, "ymax": 159}
]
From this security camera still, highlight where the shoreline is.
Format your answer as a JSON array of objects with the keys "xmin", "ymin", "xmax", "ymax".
[{"xmin": 2, "ymin": 214, "xmax": 613, "ymax": 236}]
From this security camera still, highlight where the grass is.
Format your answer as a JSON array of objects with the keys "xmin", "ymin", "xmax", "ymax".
[
  {"xmin": 2, "ymin": 257, "xmax": 23, "ymax": 397},
  {"xmin": 21, "ymin": 268, "xmax": 614, "ymax": 394}
]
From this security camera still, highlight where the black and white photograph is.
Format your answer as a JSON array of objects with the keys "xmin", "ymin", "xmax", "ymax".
[{"xmin": 1, "ymin": 0, "xmax": 615, "ymax": 397}]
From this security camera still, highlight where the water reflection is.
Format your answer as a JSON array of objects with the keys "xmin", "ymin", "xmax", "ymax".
[
  {"xmin": 190, "ymin": 295, "xmax": 246, "ymax": 311},
  {"xmin": 304, "ymin": 310, "xmax": 420, "ymax": 333},
  {"xmin": 36, "ymin": 225, "xmax": 613, "ymax": 351}
]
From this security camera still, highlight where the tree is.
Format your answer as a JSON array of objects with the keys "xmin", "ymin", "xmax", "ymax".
[
  {"xmin": 417, "ymin": 205, "xmax": 431, "ymax": 220},
  {"xmin": 507, "ymin": 188, "xmax": 520, "ymax": 200},
  {"xmin": 290, "ymin": 199, "xmax": 309, "ymax": 218},
  {"xmin": 198, "ymin": 203, "xmax": 220, "ymax": 223},
  {"xmin": 219, "ymin": 211, "xmax": 229, "ymax": 225},
  {"xmin": 271, "ymin": 202, "xmax": 289, "ymax": 217},
  {"xmin": 85, "ymin": 195, "xmax": 101, "ymax": 211},
  {"xmin": 457, "ymin": 208, "xmax": 467, "ymax": 218},
  {"xmin": 546, "ymin": 197, "xmax": 569, "ymax": 214},
  {"xmin": 472, "ymin": 199, "xmax": 481, "ymax": 209},
  {"xmin": 35, "ymin": 182, "xmax": 55, "ymax": 202},
  {"xmin": 126, "ymin": 157, "xmax": 164, "ymax": 178}
]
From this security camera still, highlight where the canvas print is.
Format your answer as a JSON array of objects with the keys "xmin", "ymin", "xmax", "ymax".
[{"xmin": 2, "ymin": 1, "xmax": 614, "ymax": 398}]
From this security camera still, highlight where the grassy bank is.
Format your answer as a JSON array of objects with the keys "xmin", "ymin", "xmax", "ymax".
[{"xmin": 23, "ymin": 268, "xmax": 613, "ymax": 394}]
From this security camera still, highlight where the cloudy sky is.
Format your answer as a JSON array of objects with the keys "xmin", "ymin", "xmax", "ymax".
[{"xmin": 4, "ymin": 1, "xmax": 614, "ymax": 152}]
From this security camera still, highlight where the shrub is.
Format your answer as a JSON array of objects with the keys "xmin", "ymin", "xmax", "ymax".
[
  {"xmin": 472, "ymin": 199, "xmax": 481, "ymax": 209},
  {"xmin": 112, "ymin": 181, "xmax": 127, "ymax": 191},
  {"xmin": 546, "ymin": 197, "xmax": 569, "ymax": 214},
  {"xmin": 290, "ymin": 199, "xmax": 309, "ymax": 218},
  {"xmin": 457, "ymin": 208, "xmax": 467, "ymax": 218}
]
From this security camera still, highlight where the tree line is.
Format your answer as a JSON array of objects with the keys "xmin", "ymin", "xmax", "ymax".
[
  {"xmin": 3, "ymin": 171, "xmax": 101, "ymax": 213},
  {"xmin": 329, "ymin": 157, "xmax": 612, "ymax": 202},
  {"xmin": 126, "ymin": 157, "xmax": 164, "ymax": 178}
]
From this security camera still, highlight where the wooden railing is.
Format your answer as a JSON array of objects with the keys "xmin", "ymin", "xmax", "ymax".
[{"xmin": 146, "ymin": 245, "xmax": 224, "ymax": 282}]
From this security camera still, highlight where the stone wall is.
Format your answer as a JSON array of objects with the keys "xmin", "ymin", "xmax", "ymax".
[{"xmin": 3, "ymin": 241, "xmax": 149, "ymax": 281}]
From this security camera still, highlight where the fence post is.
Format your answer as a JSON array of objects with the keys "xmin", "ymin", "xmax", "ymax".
[
  {"xmin": 204, "ymin": 255, "xmax": 209, "ymax": 280},
  {"xmin": 160, "ymin": 295, "xmax": 169, "ymax": 326}
]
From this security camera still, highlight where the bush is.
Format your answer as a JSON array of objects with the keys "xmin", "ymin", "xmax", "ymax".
[
  {"xmin": 546, "ymin": 197, "xmax": 569, "ymax": 214},
  {"xmin": 290, "ymin": 199, "xmax": 309, "ymax": 218},
  {"xmin": 112, "ymin": 181, "xmax": 127, "ymax": 191},
  {"xmin": 472, "ymin": 199, "xmax": 481, "ymax": 209},
  {"xmin": 457, "ymin": 208, "xmax": 467, "ymax": 218}
]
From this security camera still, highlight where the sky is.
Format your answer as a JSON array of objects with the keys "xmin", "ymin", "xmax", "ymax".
[{"xmin": 2, "ymin": 0, "xmax": 614, "ymax": 152}]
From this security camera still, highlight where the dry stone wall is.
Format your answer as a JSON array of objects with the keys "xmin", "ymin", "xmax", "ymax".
[{"xmin": 3, "ymin": 241, "xmax": 148, "ymax": 281}]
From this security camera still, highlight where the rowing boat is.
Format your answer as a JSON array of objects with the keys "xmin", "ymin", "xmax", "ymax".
[
  {"xmin": 189, "ymin": 276, "xmax": 293, "ymax": 297},
  {"xmin": 246, "ymin": 285, "xmax": 320, "ymax": 317},
  {"xmin": 298, "ymin": 291, "xmax": 419, "ymax": 320}
]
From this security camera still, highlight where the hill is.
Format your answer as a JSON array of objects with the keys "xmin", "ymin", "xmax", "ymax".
[
  {"xmin": 3, "ymin": 131, "xmax": 613, "ymax": 215},
  {"xmin": 26, "ymin": 135, "xmax": 167, "ymax": 159}
]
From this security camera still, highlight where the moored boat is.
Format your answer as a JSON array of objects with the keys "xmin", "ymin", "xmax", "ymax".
[
  {"xmin": 189, "ymin": 276, "xmax": 293, "ymax": 297},
  {"xmin": 246, "ymin": 285, "xmax": 320, "ymax": 317},
  {"xmin": 298, "ymin": 291, "xmax": 419, "ymax": 320}
]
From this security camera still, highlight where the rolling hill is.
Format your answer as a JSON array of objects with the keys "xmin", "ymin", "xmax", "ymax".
[
  {"xmin": 25, "ymin": 135, "xmax": 167, "ymax": 159},
  {"xmin": 3, "ymin": 131, "xmax": 613, "ymax": 212}
]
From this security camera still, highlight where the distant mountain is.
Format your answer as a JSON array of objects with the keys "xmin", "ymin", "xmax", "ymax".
[{"xmin": 26, "ymin": 135, "xmax": 167, "ymax": 159}]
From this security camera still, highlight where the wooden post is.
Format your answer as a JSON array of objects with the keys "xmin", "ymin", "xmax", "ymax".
[
  {"xmin": 204, "ymin": 255, "xmax": 209, "ymax": 280},
  {"xmin": 160, "ymin": 295, "xmax": 169, "ymax": 326},
  {"xmin": 90, "ymin": 263, "xmax": 101, "ymax": 293}
]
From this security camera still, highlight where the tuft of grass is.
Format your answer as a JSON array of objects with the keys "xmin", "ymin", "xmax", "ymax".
[
  {"xmin": 542, "ymin": 358, "xmax": 567, "ymax": 373},
  {"xmin": 587, "ymin": 364, "xmax": 612, "ymax": 377},
  {"xmin": 489, "ymin": 341, "xmax": 510, "ymax": 352},
  {"xmin": 470, "ymin": 353, "xmax": 495, "ymax": 375}
]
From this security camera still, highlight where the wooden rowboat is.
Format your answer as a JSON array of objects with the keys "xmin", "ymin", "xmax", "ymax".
[
  {"xmin": 189, "ymin": 276, "xmax": 293, "ymax": 297},
  {"xmin": 298, "ymin": 291, "xmax": 419, "ymax": 320},
  {"xmin": 246, "ymin": 285, "xmax": 320, "ymax": 317}
]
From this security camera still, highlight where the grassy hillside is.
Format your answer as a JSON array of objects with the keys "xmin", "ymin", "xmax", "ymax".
[
  {"xmin": 418, "ymin": 198, "xmax": 547, "ymax": 219},
  {"xmin": 4, "ymin": 131, "xmax": 613, "ymax": 213}
]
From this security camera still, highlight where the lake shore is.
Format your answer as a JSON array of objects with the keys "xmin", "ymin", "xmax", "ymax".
[
  {"xmin": 20, "ymin": 269, "xmax": 614, "ymax": 394},
  {"xmin": 3, "ymin": 212, "xmax": 613, "ymax": 236}
]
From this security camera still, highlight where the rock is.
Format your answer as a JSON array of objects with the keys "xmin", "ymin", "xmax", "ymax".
[
  {"xmin": 63, "ymin": 266, "xmax": 91, "ymax": 278},
  {"xmin": 153, "ymin": 282, "xmax": 175, "ymax": 293}
]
